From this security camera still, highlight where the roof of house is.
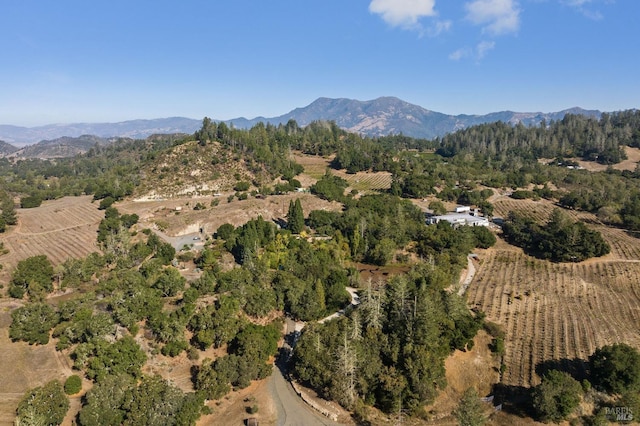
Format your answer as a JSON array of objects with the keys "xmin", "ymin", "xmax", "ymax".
[{"xmin": 431, "ymin": 213, "xmax": 489, "ymax": 224}]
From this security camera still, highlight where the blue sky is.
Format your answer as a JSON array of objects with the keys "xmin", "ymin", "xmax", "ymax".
[{"xmin": 1, "ymin": 0, "xmax": 637, "ymax": 126}]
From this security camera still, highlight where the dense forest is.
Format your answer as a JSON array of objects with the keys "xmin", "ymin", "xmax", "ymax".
[{"xmin": 2, "ymin": 110, "xmax": 640, "ymax": 424}]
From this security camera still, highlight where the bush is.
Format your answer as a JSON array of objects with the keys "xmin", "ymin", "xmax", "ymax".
[
  {"xmin": 234, "ymin": 181, "xmax": 250, "ymax": 192},
  {"xmin": 64, "ymin": 375, "xmax": 82, "ymax": 395},
  {"xmin": 471, "ymin": 226, "xmax": 496, "ymax": 248},
  {"xmin": 589, "ymin": 343, "xmax": 640, "ymax": 394},
  {"xmin": 453, "ymin": 387, "xmax": 485, "ymax": 426},
  {"xmin": 98, "ymin": 196, "xmax": 116, "ymax": 210},
  {"xmin": 20, "ymin": 195, "xmax": 43, "ymax": 208},
  {"xmin": 216, "ymin": 223, "xmax": 235, "ymax": 240},
  {"xmin": 532, "ymin": 370, "xmax": 583, "ymax": 423}
]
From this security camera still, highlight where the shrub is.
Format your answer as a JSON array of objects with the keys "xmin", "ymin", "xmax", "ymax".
[
  {"xmin": 20, "ymin": 195, "xmax": 43, "ymax": 208},
  {"xmin": 64, "ymin": 375, "xmax": 82, "ymax": 395},
  {"xmin": 589, "ymin": 343, "xmax": 640, "ymax": 394},
  {"xmin": 532, "ymin": 370, "xmax": 583, "ymax": 423},
  {"xmin": 234, "ymin": 181, "xmax": 250, "ymax": 192}
]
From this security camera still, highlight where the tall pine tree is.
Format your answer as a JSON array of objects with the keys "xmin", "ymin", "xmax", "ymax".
[{"xmin": 287, "ymin": 199, "xmax": 304, "ymax": 234}]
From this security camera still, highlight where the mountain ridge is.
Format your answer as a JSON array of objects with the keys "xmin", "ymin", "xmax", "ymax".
[{"xmin": 0, "ymin": 97, "xmax": 603, "ymax": 146}]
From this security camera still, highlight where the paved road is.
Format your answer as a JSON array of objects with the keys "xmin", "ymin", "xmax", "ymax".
[
  {"xmin": 318, "ymin": 287, "xmax": 360, "ymax": 324},
  {"xmin": 458, "ymin": 254, "xmax": 477, "ymax": 296},
  {"xmin": 267, "ymin": 363, "xmax": 340, "ymax": 426},
  {"xmin": 265, "ymin": 319, "xmax": 342, "ymax": 425},
  {"xmin": 150, "ymin": 227, "xmax": 205, "ymax": 252}
]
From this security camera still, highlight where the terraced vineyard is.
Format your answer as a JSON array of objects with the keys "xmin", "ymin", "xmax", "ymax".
[
  {"xmin": 0, "ymin": 196, "xmax": 103, "ymax": 286},
  {"xmin": 468, "ymin": 199, "xmax": 640, "ymax": 388}
]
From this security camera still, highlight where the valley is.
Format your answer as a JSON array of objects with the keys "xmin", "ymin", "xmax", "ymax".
[{"xmin": 1, "ymin": 112, "xmax": 640, "ymax": 425}]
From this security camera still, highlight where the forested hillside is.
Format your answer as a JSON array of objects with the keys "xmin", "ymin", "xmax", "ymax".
[{"xmin": 1, "ymin": 111, "xmax": 640, "ymax": 424}]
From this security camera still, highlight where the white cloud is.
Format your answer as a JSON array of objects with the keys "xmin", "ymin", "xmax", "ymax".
[
  {"xmin": 563, "ymin": 0, "xmax": 592, "ymax": 6},
  {"xmin": 561, "ymin": 0, "xmax": 605, "ymax": 20},
  {"xmin": 426, "ymin": 20, "xmax": 452, "ymax": 37},
  {"xmin": 476, "ymin": 40, "xmax": 496, "ymax": 58},
  {"xmin": 465, "ymin": 0, "xmax": 521, "ymax": 35},
  {"xmin": 449, "ymin": 48, "xmax": 471, "ymax": 61},
  {"xmin": 369, "ymin": 0, "xmax": 437, "ymax": 28},
  {"xmin": 449, "ymin": 41, "xmax": 496, "ymax": 61}
]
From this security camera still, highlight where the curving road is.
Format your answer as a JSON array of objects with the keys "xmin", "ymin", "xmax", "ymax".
[
  {"xmin": 266, "ymin": 318, "xmax": 345, "ymax": 426},
  {"xmin": 267, "ymin": 363, "xmax": 341, "ymax": 426},
  {"xmin": 458, "ymin": 254, "xmax": 477, "ymax": 296}
]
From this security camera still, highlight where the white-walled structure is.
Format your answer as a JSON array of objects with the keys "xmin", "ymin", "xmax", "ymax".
[{"xmin": 427, "ymin": 205, "xmax": 490, "ymax": 227}]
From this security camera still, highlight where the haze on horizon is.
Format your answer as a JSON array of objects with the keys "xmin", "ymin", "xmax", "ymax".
[{"xmin": 1, "ymin": 0, "xmax": 637, "ymax": 127}]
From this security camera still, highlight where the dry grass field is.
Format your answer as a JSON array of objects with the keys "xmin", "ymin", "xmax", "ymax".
[
  {"xmin": 575, "ymin": 146, "xmax": 640, "ymax": 172},
  {"xmin": 467, "ymin": 198, "xmax": 640, "ymax": 389},
  {"xmin": 0, "ymin": 196, "xmax": 103, "ymax": 287},
  {"xmin": 117, "ymin": 192, "xmax": 344, "ymax": 238},
  {"xmin": 0, "ymin": 299, "xmax": 80, "ymax": 426},
  {"xmin": 537, "ymin": 146, "xmax": 640, "ymax": 173}
]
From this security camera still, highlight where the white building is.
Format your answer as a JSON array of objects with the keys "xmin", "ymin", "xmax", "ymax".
[{"xmin": 427, "ymin": 206, "xmax": 490, "ymax": 227}]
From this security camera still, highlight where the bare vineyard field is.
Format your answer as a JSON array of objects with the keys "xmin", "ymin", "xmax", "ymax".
[
  {"xmin": 494, "ymin": 197, "xmax": 640, "ymax": 261},
  {"xmin": 469, "ymin": 198, "xmax": 640, "ymax": 388},
  {"xmin": 292, "ymin": 152, "xmax": 392, "ymax": 192},
  {"xmin": 0, "ymin": 196, "xmax": 103, "ymax": 286}
]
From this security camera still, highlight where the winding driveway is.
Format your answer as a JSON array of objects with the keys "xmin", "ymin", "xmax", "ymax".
[{"xmin": 266, "ymin": 288, "xmax": 362, "ymax": 425}]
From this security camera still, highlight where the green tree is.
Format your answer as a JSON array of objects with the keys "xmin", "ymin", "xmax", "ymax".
[
  {"xmin": 16, "ymin": 380, "xmax": 69, "ymax": 426},
  {"xmin": 589, "ymin": 343, "xmax": 640, "ymax": 394},
  {"xmin": 216, "ymin": 223, "xmax": 235, "ymax": 240},
  {"xmin": 10, "ymin": 303, "xmax": 59, "ymax": 345},
  {"xmin": 78, "ymin": 374, "xmax": 136, "ymax": 426},
  {"xmin": 64, "ymin": 375, "xmax": 82, "ymax": 395},
  {"xmin": 123, "ymin": 375, "xmax": 200, "ymax": 426},
  {"xmin": 532, "ymin": 370, "xmax": 583, "ymax": 423},
  {"xmin": 20, "ymin": 195, "xmax": 43, "ymax": 209},
  {"xmin": 75, "ymin": 336, "xmax": 147, "ymax": 382},
  {"xmin": 152, "ymin": 267, "xmax": 186, "ymax": 297},
  {"xmin": 471, "ymin": 226, "xmax": 496, "ymax": 249},
  {"xmin": 287, "ymin": 199, "xmax": 305, "ymax": 233},
  {"xmin": 453, "ymin": 387, "xmax": 486, "ymax": 426},
  {"xmin": 9, "ymin": 255, "xmax": 54, "ymax": 299},
  {"xmin": 428, "ymin": 200, "xmax": 447, "ymax": 215},
  {"xmin": 1, "ymin": 198, "xmax": 17, "ymax": 226}
]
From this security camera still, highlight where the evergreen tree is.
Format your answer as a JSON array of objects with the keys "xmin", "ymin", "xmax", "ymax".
[
  {"xmin": 453, "ymin": 387, "xmax": 486, "ymax": 426},
  {"xmin": 287, "ymin": 199, "xmax": 304, "ymax": 233},
  {"xmin": 1, "ymin": 198, "xmax": 17, "ymax": 226}
]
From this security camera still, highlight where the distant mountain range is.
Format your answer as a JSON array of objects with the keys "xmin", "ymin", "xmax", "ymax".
[
  {"xmin": 228, "ymin": 97, "xmax": 601, "ymax": 139},
  {"xmin": 6, "ymin": 135, "xmax": 124, "ymax": 159},
  {"xmin": 0, "ymin": 117, "xmax": 198, "ymax": 147},
  {"xmin": 0, "ymin": 97, "xmax": 604, "ymax": 151},
  {"xmin": 0, "ymin": 140, "xmax": 18, "ymax": 155}
]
